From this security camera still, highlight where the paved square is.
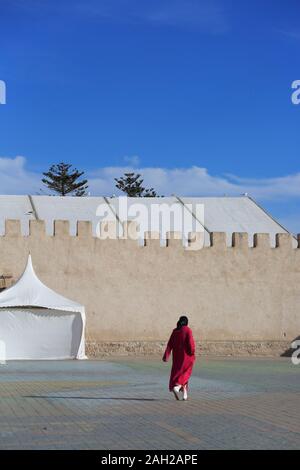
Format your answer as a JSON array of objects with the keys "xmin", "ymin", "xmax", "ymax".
[{"xmin": 0, "ymin": 357, "xmax": 299, "ymax": 449}]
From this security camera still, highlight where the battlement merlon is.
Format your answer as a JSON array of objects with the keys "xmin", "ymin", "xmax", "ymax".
[{"xmin": 1, "ymin": 219, "xmax": 299, "ymax": 249}]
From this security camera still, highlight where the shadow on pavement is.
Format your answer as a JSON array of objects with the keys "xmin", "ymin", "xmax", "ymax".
[{"xmin": 24, "ymin": 396, "xmax": 161, "ymax": 401}]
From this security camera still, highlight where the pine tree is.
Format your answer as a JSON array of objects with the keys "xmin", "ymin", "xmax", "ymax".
[
  {"xmin": 143, "ymin": 188, "xmax": 159, "ymax": 197},
  {"xmin": 114, "ymin": 172, "xmax": 158, "ymax": 197},
  {"xmin": 42, "ymin": 163, "xmax": 88, "ymax": 196}
]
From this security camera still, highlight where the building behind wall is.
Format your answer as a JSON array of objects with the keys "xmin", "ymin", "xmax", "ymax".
[{"xmin": 0, "ymin": 194, "xmax": 299, "ymax": 357}]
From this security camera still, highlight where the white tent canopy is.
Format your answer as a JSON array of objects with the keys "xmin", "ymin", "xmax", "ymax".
[{"xmin": 0, "ymin": 255, "xmax": 86, "ymax": 360}]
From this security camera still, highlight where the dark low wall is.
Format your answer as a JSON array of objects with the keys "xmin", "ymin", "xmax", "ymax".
[{"xmin": 86, "ymin": 340, "xmax": 292, "ymax": 358}]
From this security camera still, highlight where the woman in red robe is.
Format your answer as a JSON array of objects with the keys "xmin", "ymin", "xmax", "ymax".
[{"xmin": 162, "ymin": 316, "xmax": 196, "ymax": 401}]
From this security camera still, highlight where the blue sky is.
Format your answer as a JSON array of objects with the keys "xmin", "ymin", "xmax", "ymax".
[{"xmin": 0, "ymin": 0, "xmax": 300, "ymax": 231}]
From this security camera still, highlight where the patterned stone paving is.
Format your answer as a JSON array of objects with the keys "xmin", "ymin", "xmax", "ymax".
[{"xmin": 0, "ymin": 357, "xmax": 299, "ymax": 449}]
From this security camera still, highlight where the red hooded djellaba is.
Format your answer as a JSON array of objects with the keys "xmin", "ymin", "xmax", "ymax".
[{"xmin": 162, "ymin": 316, "xmax": 196, "ymax": 401}]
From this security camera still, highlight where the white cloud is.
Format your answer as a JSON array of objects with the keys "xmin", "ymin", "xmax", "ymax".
[
  {"xmin": 1, "ymin": 156, "xmax": 300, "ymax": 201},
  {"xmin": 0, "ymin": 156, "xmax": 40, "ymax": 194},
  {"xmin": 1, "ymin": 155, "xmax": 300, "ymax": 230},
  {"xmin": 88, "ymin": 165, "xmax": 300, "ymax": 201}
]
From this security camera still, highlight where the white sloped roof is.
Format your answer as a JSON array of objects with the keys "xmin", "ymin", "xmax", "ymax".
[
  {"xmin": 0, "ymin": 195, "xmax": 290, "ymax": 237},
  {"xmin": 0, "ymin": 255, "xmax": 84, "ymax": 314},
  {"xmin": 178, "ymin": 196, "xmax": 288, "ymax": 235}
]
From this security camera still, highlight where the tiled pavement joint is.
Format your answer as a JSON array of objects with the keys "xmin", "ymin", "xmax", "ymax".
[{"xmin": 0, "ymin": 358, "xmax": 299, "ymax": 449}]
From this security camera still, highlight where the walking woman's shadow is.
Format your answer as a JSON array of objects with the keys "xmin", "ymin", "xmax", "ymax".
[{"xmin": 24, "ymin": 396, "xmax": 160, "ymax": 401}]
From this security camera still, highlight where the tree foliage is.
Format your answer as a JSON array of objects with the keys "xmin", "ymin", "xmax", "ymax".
[
  {"xmin": 42, "ymin": 163, "xmax": 88, "ymax": 196},
  {"xmin": 114, "ymin": 172, "xmax": 158, "ymax": 197}
]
